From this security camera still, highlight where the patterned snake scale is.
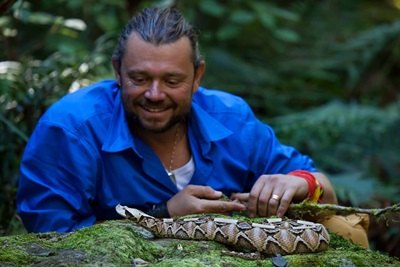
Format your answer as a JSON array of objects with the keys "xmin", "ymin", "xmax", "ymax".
[{"xmin": 116, "ymin": 204, "xmax": 330, "ymax": 256}]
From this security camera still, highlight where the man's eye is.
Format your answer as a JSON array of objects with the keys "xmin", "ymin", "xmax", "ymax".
[
  {"xmin": 166, "ymin": 79, "xmax": 180, "ymax": 87},
  {"xmin": 132, "ymin": 77, "xmax": 146, "ymax": 85}
]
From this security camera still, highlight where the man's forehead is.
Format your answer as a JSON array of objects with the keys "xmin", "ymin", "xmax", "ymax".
[{"xmin": 121, "ymin": 32, "xmax": 195, "ymax": 73}]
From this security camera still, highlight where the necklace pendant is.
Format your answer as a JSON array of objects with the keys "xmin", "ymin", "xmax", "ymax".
[{"xmin": 168, "ymin": 171, "xmax": 176, "ymax": 184}]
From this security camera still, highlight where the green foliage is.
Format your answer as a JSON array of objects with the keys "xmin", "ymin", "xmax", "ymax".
[
  {"xmin": 195, "ymin": 1, "xmax": 400, "ymax": 115},
  {"xmin": 270, "ymin": 101, "xmax": 400, "ymax": 205},
  {"xmin": 0, "ymin": 0, "xmax": 117, "ymax": 235},
  {"xmin": 0, "ymin": 1, "xmax": 399, "ymax": 258}
]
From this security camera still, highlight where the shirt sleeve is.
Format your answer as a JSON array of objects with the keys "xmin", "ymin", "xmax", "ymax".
[
  {"xmin": 253, "ymin": 119, "xmax": 318, "ymax": 176},
  {"xmin": 17, "ymin": 120, "xmax": 99, "ymax": 233}
]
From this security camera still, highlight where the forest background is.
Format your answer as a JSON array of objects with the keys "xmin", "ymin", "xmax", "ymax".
[{"xmin": 0, "ymin": 0, "xmax": 399, "ymax": 259}]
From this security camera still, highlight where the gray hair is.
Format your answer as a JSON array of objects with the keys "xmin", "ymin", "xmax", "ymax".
[{"xmin": 112, "ymin": 7, "xmax": 202, "ymax": 70}]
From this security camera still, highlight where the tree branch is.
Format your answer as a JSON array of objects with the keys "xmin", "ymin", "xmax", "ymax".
[{"xmin": 287, "ymin": 202, "xmax": 400, "ymax": 221}]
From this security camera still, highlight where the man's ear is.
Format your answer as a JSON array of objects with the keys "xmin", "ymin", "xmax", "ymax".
[
  {"xmin": 111, "ymin": 57, "xmax": 121, "ymax": 87},
  {"xmin": 193, "ymin": 60, "xmax": 206, "ymax": 93}
]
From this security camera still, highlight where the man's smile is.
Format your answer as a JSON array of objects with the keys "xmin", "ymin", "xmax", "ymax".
[{"xmin": 140, "ymin": 104, "xmax": 171, "ymax": 114}]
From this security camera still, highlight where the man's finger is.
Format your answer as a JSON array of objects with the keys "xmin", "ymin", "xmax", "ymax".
[
  {"xmin": 230, "ymin": 193, "xmax": 249, "ymax": 202},
  {"xmin": 276, "ymin": 189, "xmax": 295, "ymax": 217},
  {"xmin": 186, "ymin": 185, "xmax": 223, "ymax": 200},
  {"xmin": 201, "ymin": 199, "xmax": 246, "ymax": 214},
  {"xmin": 248, "ymin": 177, "xmax": 267, "ymax": 217}
]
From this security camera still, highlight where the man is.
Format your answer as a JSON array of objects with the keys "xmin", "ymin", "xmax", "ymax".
[{"xmin": 17, "ymin": 7, "xmax": 337, "ymax": 234}]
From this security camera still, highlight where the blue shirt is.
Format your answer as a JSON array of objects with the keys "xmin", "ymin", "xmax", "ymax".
[{"xmin": 17, "ymin": 80, "xmax": 317, "ymax": 233}]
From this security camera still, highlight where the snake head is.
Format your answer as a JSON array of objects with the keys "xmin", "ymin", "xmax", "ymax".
[{"xmin": 115, "ymin": 204, "xmax": 154, "ymax": 222}]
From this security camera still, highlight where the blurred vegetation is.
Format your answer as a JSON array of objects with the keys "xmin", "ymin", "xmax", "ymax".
[{"xmin": 1, "ymin": 0, "xmax": 399, "ymax": 258}]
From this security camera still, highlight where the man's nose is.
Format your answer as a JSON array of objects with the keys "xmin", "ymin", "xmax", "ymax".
[{"xmin": 144, "ymin": 81, "xmax": 166, "ymax": 100}]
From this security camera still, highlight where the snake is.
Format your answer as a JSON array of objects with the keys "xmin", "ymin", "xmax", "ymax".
[{"xmin": 115, "ymin": 204, "xmax": 330, "ymax": 256}]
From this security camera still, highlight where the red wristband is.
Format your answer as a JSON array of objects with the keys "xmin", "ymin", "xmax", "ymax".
[{"xmin": 288, "ymin": 170, "xmax": 323, "ymax": 203}]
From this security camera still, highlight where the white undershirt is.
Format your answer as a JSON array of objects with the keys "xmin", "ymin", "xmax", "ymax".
[{"xmin": 166, "ymin": 157, "xmax": 195, "ymax": 190}]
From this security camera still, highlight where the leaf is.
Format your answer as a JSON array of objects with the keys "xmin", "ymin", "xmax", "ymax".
[
  {"xmin": 216, "ymin": 25, "xmax": 240, "ymax": 41},
  {"xmin": 62, "ymin": 19, "xmax": 86, "ymax": 31},
  {"xmin": 198, "ymin": 0, "xmax": 225, "ymax": 17},
  {"xmin": 230, "ymin": 9, "xmax": 255, "ymax": 24},
  {"xmin": 274, "ymin": 28, "xmax": 299, "ymax": 43},
  {"xmin": 0, "ymin": 112, "xmax": 28, "ymax": 142}
]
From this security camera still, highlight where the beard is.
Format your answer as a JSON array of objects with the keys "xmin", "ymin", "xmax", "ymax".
[
  {"xmin": 121, "ymin": 92, "xmax": 192, "ymax": 134},
  {"xmin": 124, "ymin": 106, "xmax": 189, "ymax": 134}
]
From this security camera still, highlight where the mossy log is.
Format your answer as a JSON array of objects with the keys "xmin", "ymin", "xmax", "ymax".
[{"xmin": 1, "ymin": 220, "xmax": 400, "ymax": 267}]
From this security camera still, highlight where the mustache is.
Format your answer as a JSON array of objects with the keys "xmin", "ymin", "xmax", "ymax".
[{"xmin": 138, "ymin": 99, "xmax": 173, "ymax": 109}]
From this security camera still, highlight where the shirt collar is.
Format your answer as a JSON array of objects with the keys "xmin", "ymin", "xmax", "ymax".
[
  {"xmin": 102, "ymin": 90, "xmax": 137, "ymax": 153},
  {"xmin": 189, "ymin": 101, "xmax": 232, "ymax": 142},
  {"xmin": 102, "ymin": 89, "xmax": 233, "ymax": 153}
]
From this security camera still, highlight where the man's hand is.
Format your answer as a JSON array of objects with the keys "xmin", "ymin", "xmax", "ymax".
[
  {"xmin": 231, "ymin": 174, "xmax": 309, "ymax": 218},
  {"xmin": 167, "ymin": 185, "xmax": 246, "ymax": 217}
]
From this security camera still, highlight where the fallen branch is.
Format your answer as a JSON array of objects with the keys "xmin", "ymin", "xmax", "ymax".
[{"xmin": 287, "ymin": 202, "xmax": 400, "ymax": 221}]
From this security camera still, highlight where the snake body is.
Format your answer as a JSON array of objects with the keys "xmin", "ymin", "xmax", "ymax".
[{"xmin": 116, "ymin": 204, "xmax": 330, "ymax": 255}]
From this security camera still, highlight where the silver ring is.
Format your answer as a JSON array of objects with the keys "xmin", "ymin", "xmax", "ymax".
[{"xmin": 271, "ymin": 194, "xmax": 281, "ymax": 201}]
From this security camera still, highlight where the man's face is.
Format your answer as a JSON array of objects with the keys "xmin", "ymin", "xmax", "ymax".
[{"xmin": 113, "ymin": 33, "xmax": 205, "ymax": 133}]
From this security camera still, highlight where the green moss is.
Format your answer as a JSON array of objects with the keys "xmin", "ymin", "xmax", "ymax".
[
  {"xmin": 0, "ymin": 221, "xmax": 164, "ymax": 266},
  {"xmin": 152, "ymin": 239, "xmax": 226, "ymax": 267},
  {"xmin": 0, "ymin": 240, "xmax": 31, "ymax": 266},
  {"xmin": 279, "ymin": 233, "xmax": 400, "ymax": 267},
  {"xmin": 1, "ymin": 220, "xmax": 400, "ymax": 266},
  {"xmin": 54, "ymin": 221, "xmax": 163, "ymax": 264},
  {"xmin": 0, "ymin": 232, "xmax": 56, "ymax": 266}
]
